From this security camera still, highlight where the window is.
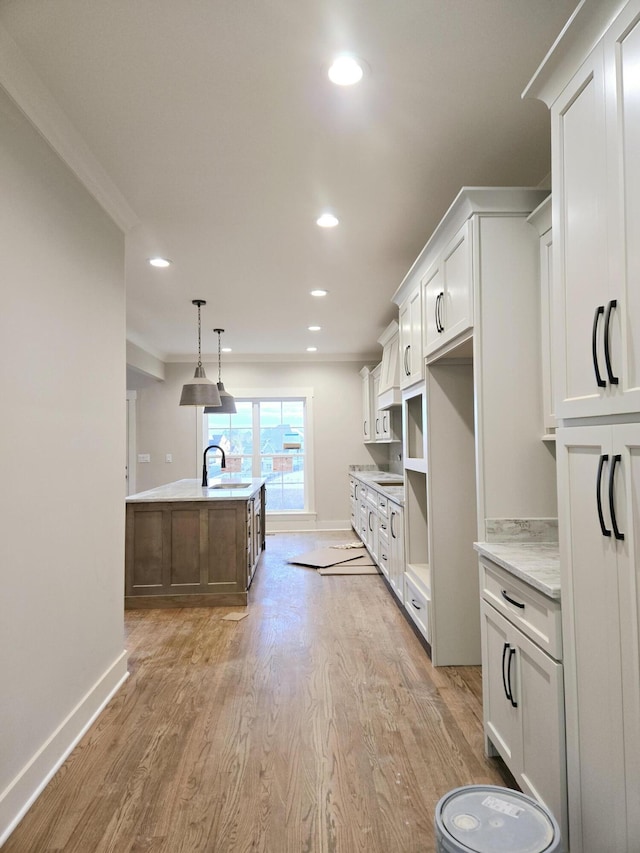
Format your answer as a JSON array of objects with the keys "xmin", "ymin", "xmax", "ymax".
[{"xmin": 204, "ymin": 397, "xmax": 307, "ymax": 512}]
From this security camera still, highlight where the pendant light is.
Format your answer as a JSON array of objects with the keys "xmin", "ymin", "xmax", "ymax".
[
  {"xmin": 205, "ymin": 329, "xmax": 237, "ymax": 414},
  {"xmin": 179, "ymin": 300, "xmax": 221, "ymax": 407}
]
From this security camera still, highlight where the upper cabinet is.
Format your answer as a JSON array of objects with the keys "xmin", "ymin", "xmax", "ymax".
[
  {"xmin": 393, "ymin": 188, "xmax": 548, "ymax": 373},
  {"xmin": 528, "ymin": 196, "xmax": 556, "ymax": 435},
  {"xmin": 398, "ymin": 285, "xmax": 423, "ymax": 389},
  {"xmin": 377, "ymin": 320, "xmax": 401, "ymax": 409},
  {"xmin": 527, "ymin": 0, "xmax": 640, "ymax": 419},
  {"xmin": 360, "ymin": 363, "xmax": 401, "ymax": 444},
  {"xmin": 423, "ymin": 220, "xmax": 473, "ymax": 360},
  {"xmin": 360, "ymin": 366, "xmax": 373, "ymax": 442}
]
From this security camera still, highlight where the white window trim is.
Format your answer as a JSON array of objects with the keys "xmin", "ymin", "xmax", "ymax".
[{"xmin": 200, "ymin": 387, "xmax": 315, "ymax": 515}]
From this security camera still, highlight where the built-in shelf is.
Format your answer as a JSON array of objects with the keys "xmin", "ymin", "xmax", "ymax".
[
  {"xmin": 404, "ymin": 390, "xmax": 425, "ymax": 461},
  {"xmin": 406, "ymin": 562, "xmax": 431, "ymax": 594}
]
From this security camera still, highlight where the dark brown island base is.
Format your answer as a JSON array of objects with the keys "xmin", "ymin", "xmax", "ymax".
[{"xmin": 125, "ymin": 478, "xmax": 266, "ymax": 608}]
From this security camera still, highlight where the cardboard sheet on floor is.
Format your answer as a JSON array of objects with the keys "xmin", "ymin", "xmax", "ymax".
[
  {"xmin": 287, "ymin": 547, "xmax": 365, "ymax": 568},
  {"xmin": 222, "ymin": 611, "xmax": 249, "ymax": 622}
]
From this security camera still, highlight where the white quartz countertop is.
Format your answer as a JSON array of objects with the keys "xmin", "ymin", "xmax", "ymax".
[
  {"xmin": 349, "ymin": 469, "xmax": 405, "ymax": 504},
  {"xmin": 474, "ymin": 541, "xmax": 561, "ymax": 600},
  {"xmin": 126, "ymin": 478, "xmax": 265, "ymax": 502}
]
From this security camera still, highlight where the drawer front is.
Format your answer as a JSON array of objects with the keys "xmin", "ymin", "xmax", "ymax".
[
  {"xmin": 378, "ymin": 544, "xmax": 390, "ymax": 578},
  {"xmin": 378, "ymin": 513, "xmax": 390, "ymax": 542},
  {"xmin": 377, "ymin": 493, "xmax": 388, "ymax": 517},
  {"xmin": 404, "ymin": 573, "xmax": 431, "ymax": 643},
  {"xmin": 480, "ymin": 558, "xmax": 562, "ymax": 660}
]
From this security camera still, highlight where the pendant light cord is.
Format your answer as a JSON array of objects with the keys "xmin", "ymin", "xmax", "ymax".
[
  {"xmin": 197, "ymin": 303, "xmax": 203, "ymax": 369},
  {"xmin": 217, "ymin": 330, "xmax": 222, "ymax": 383}
]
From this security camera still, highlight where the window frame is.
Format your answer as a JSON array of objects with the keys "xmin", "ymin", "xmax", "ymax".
[{"xmin": 198, "ymin": 387, "xmax": 315, "ymax": 518}]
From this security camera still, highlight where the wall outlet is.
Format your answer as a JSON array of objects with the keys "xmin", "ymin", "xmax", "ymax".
[
  {"xmin": 165, "ymin": 453, "xmax": 173, "ymax": 463},
  {"xmin": 138, "ymin": 453, "xmax": 151, "ymax": 463}
]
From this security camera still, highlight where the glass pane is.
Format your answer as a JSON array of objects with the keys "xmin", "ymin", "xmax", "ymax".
[
  {"xmin": 261, "ymin": 457, "xmax": 304, "ymax": 510},
  {"xmin": 206, "ymin": 398, "xmax": 306, "ymax": 511},
  {"xmin": 205, "ymin": 401, "xmax": 253, "ymax": 478}
]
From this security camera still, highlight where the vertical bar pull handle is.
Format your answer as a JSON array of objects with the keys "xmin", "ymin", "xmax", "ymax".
[
  {"xmin": 502, "ymin": 643, "xmax": 512, "ymax": 702},
  {"xmin": 609, "ymin": 453, "xmax": 625, "ymax": 541},
  {"xmin": 404, "ymin": 345, "xmax": 411, "ymax": 376},
  {"xmin": 597, "ymin": 454, "xmax": 612, "ymax": 537},
  {"xmin": 604, "ymin": 299, "xmax": 619, "ymax": 385},
  {"xmin": 592, "ymin": 305, "xmax": 607, "ymax": 387},
  {"xmin": 390, "ymin": 511, "xmax": 396, "ymax": 539},
  {"xmin": 507, "ymin": 647, "xmax": 518, "ymax": 708}
]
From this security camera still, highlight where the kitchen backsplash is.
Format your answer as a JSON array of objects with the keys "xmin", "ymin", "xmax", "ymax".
[{"xmin": 484, "ymin": 518, "xmax": 559, "ymax": 543}]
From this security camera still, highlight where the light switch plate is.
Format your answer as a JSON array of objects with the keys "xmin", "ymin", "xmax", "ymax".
[{"xmin": 138, "ymin": 453, "xmax": 151, "ymax": 463}]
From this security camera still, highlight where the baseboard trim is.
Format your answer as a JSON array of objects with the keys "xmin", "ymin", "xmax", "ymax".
[{"xmin": 0, "ymin": 649, "xmax": 129, "ymax": 847}]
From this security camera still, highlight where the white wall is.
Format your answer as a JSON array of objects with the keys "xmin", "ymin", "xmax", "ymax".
[
  {"xmin": 132, "ymin": 360, "xmax": 396, "ymax": 528},
  {"xmin": 0, "ymin": 88, "xmax": 127, "ymax": 843}
]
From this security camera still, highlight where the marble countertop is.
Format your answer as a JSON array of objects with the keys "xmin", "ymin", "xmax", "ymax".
[
  {"xmin": 126, "ymin": 477, "xmax": 265, "ymax": 502},
  {"xmin": 474, "ymin": 541, "xmax": 561, "ymax": 600},
  {"xmin": 348, "ymin": 469, "xmax": 405, "ymax": 505}
]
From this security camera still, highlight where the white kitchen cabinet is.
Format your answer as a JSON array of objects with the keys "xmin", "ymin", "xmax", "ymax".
[
  {"xmin": 480, "ymin": 561, "xmax": 567, "ymax": 841},
  {"xmin": 525, "ymin": 4, "xmax": 640, "ymax": 848},
  {"xmin": 528, "ymin": 195, "xmax": 556, "ymax": 435},
  {"xmin": 388, "ymin": 500, "xmax": 404, "ymax": 603},
  {"xmin": 423, "ymin": 220, "xmax": 473, "ymax": 360},
  {"xmin": 556, "ymin": 423, "xmax": 640, "ymax": 853},
  {"xmin": 540, "ymin": 2, "xmax": 640, "ymax": 420},
  {"xmin": 361, "ymin": 363, "xmax": 401, "ymax": 444},
  {"xmin": 360, "ymin": 366, "xmax": 374, "ymax": 442},
  {"xmin": 398, "ymin": 285, "xmax": 423, "ymax": 389}
]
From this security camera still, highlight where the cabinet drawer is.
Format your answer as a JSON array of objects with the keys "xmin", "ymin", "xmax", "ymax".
[
  {"xmin": 378, "ymin": 544, "xmax": 390, "ymax": 578},
  {"xmin": 404, "ymin": 573, "xmax": 431, "ymax": 643},
  {"xmin": 377, "ymin": 493, "xmax": 389, "ymax": 517},
  {"xmin": 480, "ymin": 558, "xmax": 562, "ymax": 660},
  {"xmin": 378, "ymin": 514, "xmax": 390, "ymax": 542}
]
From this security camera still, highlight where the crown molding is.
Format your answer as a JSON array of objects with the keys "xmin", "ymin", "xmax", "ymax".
[{"xmin": 0, "ymin": 23, "xmax": 139, "ymax": 233}]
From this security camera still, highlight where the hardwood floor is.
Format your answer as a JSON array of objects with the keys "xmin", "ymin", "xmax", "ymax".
[{"xmin": 5, "ymin": 531, "xmax": 513, "ymax": 853}]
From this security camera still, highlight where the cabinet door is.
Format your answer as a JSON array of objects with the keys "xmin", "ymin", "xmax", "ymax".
[
  {"xmin": 556, "ymin": 425, "xmax": 627, "ymax": 853},
  {"xmin": 422, "ymin": 260, "xmax": 443, "ymax": 355},
  {"xmin": 614, "ymin": 424, "xmax": 640, "ymax": 849},
  {"xmin": 516, "ymin": 625, "xmax": 566, "ymax": 839},
  {"xmin": 442, "ymin": 220, "xmax": 472, "ymax": 346},
  {"xmin": 539, "ymin": 226, "xmax": 556, "ymax": 432},
  {"xmin": 360, "ymin": 367, "xmax": 373, "ymax": 441},
  {"xmin": 551, "ymin": 45, "xmax": 611, "ymax": 418},
  {"xmin": 481, "ymin": 601, "xmax": 520, "ymax": 768},
  {"xmin": 399, "ymin": 286, "xmax": 423, "ymax": 388},
  {"xmin": 389, "ymin": 503, "xmax": 404, "ymax": 602},
  {"xmin": 604, "ymin": 3, "xmax": 640, "ymax": 416}
]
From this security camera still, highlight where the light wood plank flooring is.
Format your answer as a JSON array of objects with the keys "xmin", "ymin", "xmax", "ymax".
[{"xmin": 5, "ymin": 531, "xmax": 513, "ymax": 853}]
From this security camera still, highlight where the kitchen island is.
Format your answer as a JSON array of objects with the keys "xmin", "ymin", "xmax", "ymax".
[{"xmin": 125, "ymin": 477, "xmax": 266, "ymax": 608}]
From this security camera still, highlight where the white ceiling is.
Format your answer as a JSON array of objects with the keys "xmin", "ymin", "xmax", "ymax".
[{"xmin": 0, "ymin": 0, "xmax": 578, "ymax": 362}]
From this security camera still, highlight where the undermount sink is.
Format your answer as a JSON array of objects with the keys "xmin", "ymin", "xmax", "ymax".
[{"xmin": 207, "ymin": 481, "xmax": 251, "ymax": 490}]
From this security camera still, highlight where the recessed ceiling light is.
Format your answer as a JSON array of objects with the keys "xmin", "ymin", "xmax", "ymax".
[
  {"xmin": 306, "ymin": 346, "xmax": 318, "ymax": 352},
  {"xmin": 316, "ymin": 213, "xmax": 339, "ymax": 228},
  {"xmin": 148, "ymin": 257, "xmax": 172, "ymax": 268},
  {"xmin": 310, "ymin": 289, "xmax": 329, "ymax": 297},
  {"xmin": 308, "ymin": 325, "xmax": 321, "ymax": 331},
  {"xmin": 328, "ymin": 56, "xmax": 364, "ymax": 86}
]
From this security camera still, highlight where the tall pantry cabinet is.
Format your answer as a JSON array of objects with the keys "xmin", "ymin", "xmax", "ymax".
[{"xmin": 525, "ymin": 1, "xmax": 640, "ymax": 849}]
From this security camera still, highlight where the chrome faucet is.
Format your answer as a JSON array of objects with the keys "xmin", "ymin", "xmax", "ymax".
[{"xmin": 202, "ymin": 444, "xmax": 227, "ymax": 486}]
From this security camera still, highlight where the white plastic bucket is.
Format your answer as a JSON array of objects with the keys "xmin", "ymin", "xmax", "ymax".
[{"xmin": 434, "ymin": 785, "xmax": 561, "ymax": 853}]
